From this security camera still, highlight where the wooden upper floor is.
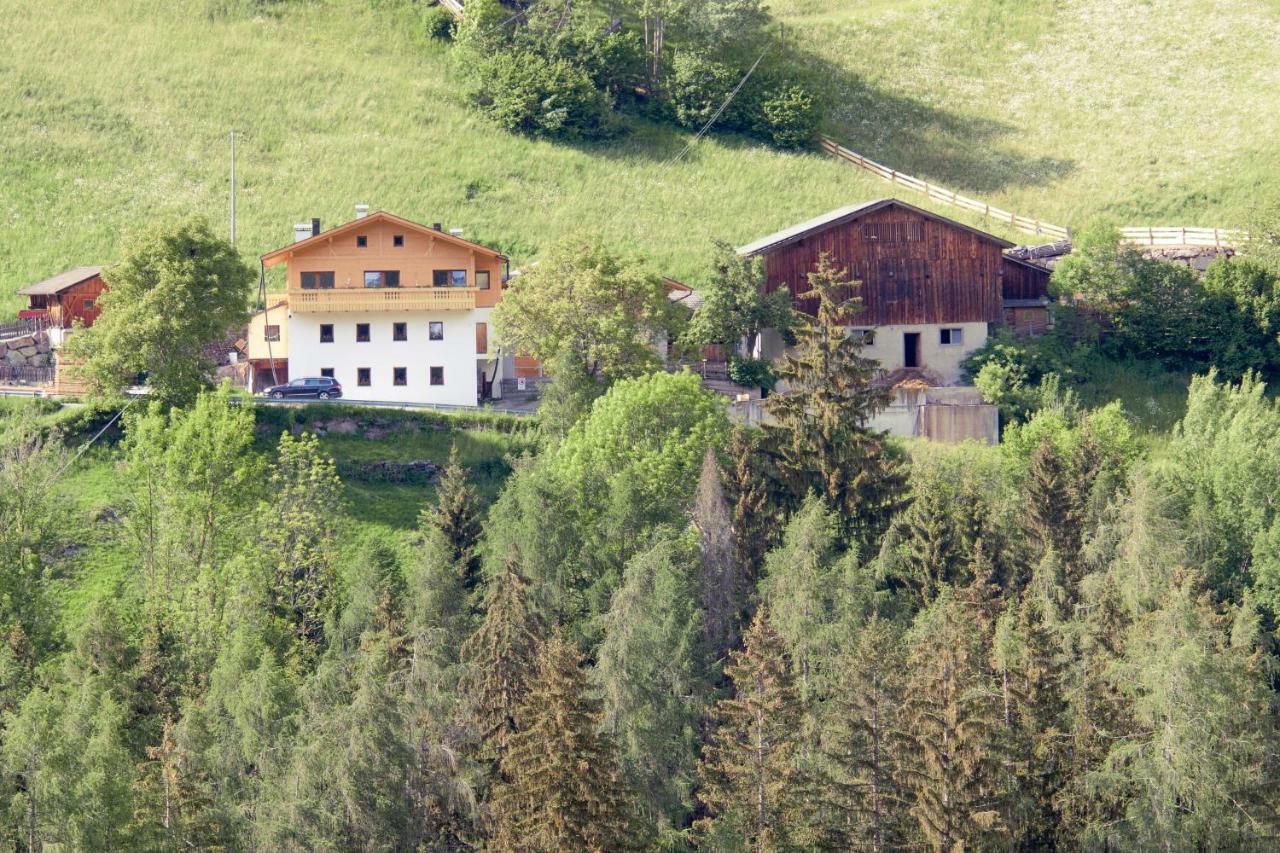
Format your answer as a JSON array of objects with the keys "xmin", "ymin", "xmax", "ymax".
[
  {"xmin": 262, "ymin": 211, "xmax": 507, "ymax": 313},
  {"xmin": 739, "ymin": 199, "xmax": 1050, "ymax": 327}
]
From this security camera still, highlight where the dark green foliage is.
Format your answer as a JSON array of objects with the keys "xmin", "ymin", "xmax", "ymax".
[
  {"xmin": 424, "ymin": 444, "xmax": 484, "ymax": 594},
  {"xmin": 467, "ymin": 48, "xmax": 618, "ymax": 140},
  {"xmin": 726, "ymin": 355, "xmax": 775, "ymax": 390},
  {"xmin": 696, "ymin": 609, "xmax": 815, "ymax": 849},
  {"xmin": 820, "ymin": 614, "xmax": 912, "ymax": 852},
  {"xmin": 749, "ymin": 80, "xmax": 822, "ymax": 148},
  {"xmin": 462, "ymin": 562, "xmax": 542, "ymax": 773},
  {"xmin": 596, "ymin": 533, "xmax": 707, "ymax": 836},
  {"xmin": 765, "ymin": 253, "xmax": 906, "ymax": 546},
  {"xmin": 489, "ymin": 631, "xmax": 638, "ymax": 851},
  {"xmin": 452, "ymin": 0, "xmax": 819, "ymax": 148},
  {"xmin": 422, "ymin": 4, "xmax": 456, "ymax": 40},
  {"xmin": 897, "ymin": 590, "xmax": 1008, "ymax": 851}
]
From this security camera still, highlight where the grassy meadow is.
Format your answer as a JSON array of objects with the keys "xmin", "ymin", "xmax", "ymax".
[
  {"xmin": 8, "ymin": 0, "xmax": 1280, "ymax": 316},
  {"xmin": 780, "ymin": 0, "xmax": 1280, "ymax": 229}
]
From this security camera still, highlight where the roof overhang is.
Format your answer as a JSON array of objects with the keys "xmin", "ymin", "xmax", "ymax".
[
  {"xmin": 17, "ymin": 265, "xmax": 104, "ymax": 296},
  {"xmin": 261, "ymin": 210, "xmax": 508, "ymax": 268},
  {"xmin": 737, "ymin": 198, "xmax": 1015, "ymax": 257}
]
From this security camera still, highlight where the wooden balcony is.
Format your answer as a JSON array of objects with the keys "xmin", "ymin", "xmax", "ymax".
[{"xmin": 287, "ymin": 287, "xmax": 478, "ymax": 313}]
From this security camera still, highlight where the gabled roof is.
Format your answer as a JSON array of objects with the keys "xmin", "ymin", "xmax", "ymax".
[
  {"xmin": 736, "ymin": 198, "xmax": 1015, "ymax": 257},
  {"xmin": 261, "ymin": 210, "xmax": 507, "ymax": 267},
  {"xmin": 17, "ymin": 265, "xmax": 103, "ymax": 296}
]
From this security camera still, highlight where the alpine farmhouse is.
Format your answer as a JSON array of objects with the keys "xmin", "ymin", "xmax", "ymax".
[
  {"xmin": 248, "ymin": 209, "xmax": 507, "ymax": 406},
  {"xmin": 739, "ymin": 198, "xmax": 1051, "ymax": 385}
]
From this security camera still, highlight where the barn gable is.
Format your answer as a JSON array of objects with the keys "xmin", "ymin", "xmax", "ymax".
[{"xmin": 738, "ymin": 199, "xmax": 1014, "ymax": 326}]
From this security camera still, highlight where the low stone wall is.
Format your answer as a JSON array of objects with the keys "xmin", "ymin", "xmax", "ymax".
[{"xmin": 0, "ymin": 331, "xmax": 53, "ymax": 369}]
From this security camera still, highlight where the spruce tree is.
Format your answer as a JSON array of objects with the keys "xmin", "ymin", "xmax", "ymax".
[
  {"xmin": 822, "ymin": 613, "xmax": 911, "ymax": 852},
  {"xmin": 489, "ymin": 631, "xmax": 637, "ymax": 851},
  {"xmin": 724, "ymin": 425, "xmax": 776, "ymax": 601},
  {"xmin": 764, "ymin": 253, "xmax": 905, "ymax": 546},
  {"xmin": 424, "ymin": 443, "xmax": 484, "ymax": 594},
  {"xmin": 1023, "ymin": 438, "xmax": 1084, "ymax": 586},
  {"xmin": 889, "ymin": 486, "xmax": 973, "ymax": 606},
  {"xmin": 596, "ymin": 534, "xmax": 708, "ymax": 834},
  {"xmin": 993, "ymin": 593, "xmax": 1069, "ymax": 850},
  {"xmin": 692, "ymin": 447, "xmax": 741, "ymax": 662},
  {"xmin": 461, "ymin": 562, "xmax": 542, "ymax": 772},
  {"xmin": 696, "ymin": 608, "xmax": 814, "ymax": 850},
  {"xmin": 264, "ymin": 430, "xmax": 344, "ymax": 666},
  {"xmin": 897, "ymin": 590, "xmax": 1008, "ymax": 851}
]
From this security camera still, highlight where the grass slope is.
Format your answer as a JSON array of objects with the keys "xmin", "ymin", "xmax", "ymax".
[
  {"xmin": 4, "ymin": 0, "xmax": 1275, "ymax": 316},
  {"xmin": 782, "ymin": 0, "xmax": 1280, "ymax": 230},
  {"xmin": 0, "ymin": 0, "xmax": 921, "ymax": 314}
]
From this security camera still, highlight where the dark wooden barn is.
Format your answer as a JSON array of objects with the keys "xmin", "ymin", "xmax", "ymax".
[{"xmin": 737, "ymin": 198, "xmax": 1051, "ymax": 332}]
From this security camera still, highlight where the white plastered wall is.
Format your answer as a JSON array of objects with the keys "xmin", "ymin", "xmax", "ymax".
[
  {"xmin": 758, "ymin": 322, "xmax": 988, "ymax": 385},
  {"xmin": 287, "ymin": 307, "xmax": 497, "ymax": 406}
]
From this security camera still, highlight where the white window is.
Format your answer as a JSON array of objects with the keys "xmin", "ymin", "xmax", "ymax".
[{"xmin": 940, "ymin": 327, "xmax": 963, "ymax": 346}]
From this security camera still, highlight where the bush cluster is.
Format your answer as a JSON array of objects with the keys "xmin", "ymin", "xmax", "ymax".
[{"xmin": 453, "ymin": 0, "xmax": 821, "ymax": 146}]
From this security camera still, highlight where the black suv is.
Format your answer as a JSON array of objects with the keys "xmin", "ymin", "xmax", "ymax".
[{"xmin": 264, "ymin": 377, "xmax": 343, "ymax": 400}]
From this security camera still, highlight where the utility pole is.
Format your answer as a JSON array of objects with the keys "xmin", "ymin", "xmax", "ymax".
[{"xmin": 229, "ymin": 130, "xmax": 237, "ymax": 245}]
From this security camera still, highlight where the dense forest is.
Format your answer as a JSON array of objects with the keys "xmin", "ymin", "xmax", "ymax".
[{"xmin": 4, "ymin": 227, "xmax": 1280, "ymax": 850}]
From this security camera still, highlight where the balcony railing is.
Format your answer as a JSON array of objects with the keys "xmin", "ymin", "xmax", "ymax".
[{"xmin": 287, "ymin": 287, "xmax": 478, "ymax": 313}]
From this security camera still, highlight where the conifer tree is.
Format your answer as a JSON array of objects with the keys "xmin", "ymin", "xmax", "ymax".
[
  {"xmin": 489, "ymin": 631, "xmax": 637, "ymax": 851},
  {"xmin": 1023, "ymin": 438, "xmax": 1084, "ymax": 585},
  {"xmin": 1084, "ymin": 581, "xmax": 1280, "ymax": 850},
  {"xmin": 724, "ymin": 425, "xmax": 776, "ymax": 599},
  {"xmin": 696, "ymin": 608, "xmax": 814, "ymax": 850},
  {"xmin": 461, "ymin": 562, "xmax": 542, "ymax": 772},
  {"xmin": 993, "ymin": 592, "xmax": 1069, "ymax": 850},
  {"xmin": 424, "ymin": 444, "xmax": 484, "ymax": 594},
  {"xmin": 759, "ymin": 495, "xmax": 848, "ymax": 706},
  {"xmin": 264, "ymin": 430, "xmax": 344, "ymax": 666},
  {"xmin": 764, "ymin": 253, "xmax": 905, "ymax": 546},
  {"xmin": 822, "ymin": 613, "xmax": 911, "ymax": 852},
  {"xmin": 596, "ymin": 534, "xmax": 707, "ymax": 834},
  {"xmin": 888, "ymin": 486, "xmax": 975, "ymax": 606},
  {"xmin": 692, "ymin": 447, "xmax": 741, "ymax": 661},
  {"xmin": 897, "ymin": 590, "xmax": 1007, "ymax": 851}
]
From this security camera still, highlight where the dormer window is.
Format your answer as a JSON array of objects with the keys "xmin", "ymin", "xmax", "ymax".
[{"xmin": 356, "ymin": 235, "xmax": 368, "ymax": 248}]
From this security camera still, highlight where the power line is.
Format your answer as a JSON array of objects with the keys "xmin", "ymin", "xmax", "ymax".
[{"xmin": 42, "ymin": 395, "xmax": 140, "ymax": 489}]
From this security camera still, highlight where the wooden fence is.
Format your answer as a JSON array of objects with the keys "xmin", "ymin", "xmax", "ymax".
[
  {"xmin": 1116, "ymin": 226, "xmax": 1244, "ymax": 248},
  {"xmin": 819, "ymin": 135, "xmax": 1245, "ymax": 249},
  {"xmin": 0, "ymin": 316, "xmax": 49, "ymax": 340},
  {"xmin": 0, "ymin": 365, "xmax": 54, "ymax": 386},
  {"xmin": 818, "ymin": 136, "xmax": 1070, "ymax": 241}
]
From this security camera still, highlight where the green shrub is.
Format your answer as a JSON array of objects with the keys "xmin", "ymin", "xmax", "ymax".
[
  {"xmin": 668, "ymin": 51, "xmax": 748, "ymax": 131},
  {"xmin": 422, "ymin": 5, "xmax": 456, "ymax": 41},
  {"xmin": 470, "ymin": 49, "xmax": 617, "ymax": 140},
  {"xmin": 727, "ymin": 356, "xmax": 776, "ymax": 391},
  {"xmin": 750, "ymin": 83, "xmax": 821, "ymax": 149}
]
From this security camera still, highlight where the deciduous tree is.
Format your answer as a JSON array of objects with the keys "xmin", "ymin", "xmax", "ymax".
[{"xmin": 67, "ymin": 216, "xmax": 253, "ymax": 405}]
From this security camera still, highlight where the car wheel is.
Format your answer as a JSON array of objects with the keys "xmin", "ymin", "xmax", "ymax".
[
  {"xmin": 270, "ymin": 391, "xmax": 284, "ymax": 399},
  {"xmin": 319, "ymin": 391, "xmax": 331, "ymax": 400}
]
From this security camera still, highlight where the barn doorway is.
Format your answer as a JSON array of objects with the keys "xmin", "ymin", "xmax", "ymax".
[{"xmin": 903, "ymin": 332, "xmax": 921, "ymax": 368}]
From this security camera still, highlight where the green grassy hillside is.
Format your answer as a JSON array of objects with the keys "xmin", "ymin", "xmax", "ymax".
[
  {"xmin": 782, "ymin": 0, "xmax": 1280, "ymax": 229},
  {"xmin": 3, "ymin": 0, "xmax": 1277, "ymax": 315}
]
